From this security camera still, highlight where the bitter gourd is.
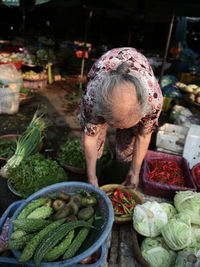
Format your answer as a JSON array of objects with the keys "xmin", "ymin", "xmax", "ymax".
[
  {"xmin": 43, "ymin": 229, "xmax": 74, "ymax": 262},
  {"xmin": 63, "ymin": 216, "xmax": 94, "ymax": 260},
  {"xmin": 34, "ymin": 220, "xmax": 95, "ymax": 267},
  {"xmin": 6, "ymin": 233, "xmax": 35, "ymax": 250},
  {"xmin": 17, "ymin": 197, "xmax": 49, "ymax": 219},
  {"xmin": 27, "ymin": 206, "xmax": 53, "ymax": 220},
  {"xmin": 10, "ymin": 229, "xmax": 27, "ymax": 240},
  {"xmin": 18, "ymin": 218, "xmax": 65, "ymax": 263},
  {"xmin": 12, "ymin": 218, "xmax": 51, "ymax": 233}
]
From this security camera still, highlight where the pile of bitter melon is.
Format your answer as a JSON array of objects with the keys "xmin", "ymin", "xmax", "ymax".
[{"xmin": 6, "ymin": 191, "xmax": 103, "ymax": 266}]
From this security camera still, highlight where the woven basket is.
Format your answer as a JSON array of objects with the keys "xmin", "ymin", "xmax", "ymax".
[{"xmin": 100, "ymin": 184, "xmax": 143, "ymax": 224}]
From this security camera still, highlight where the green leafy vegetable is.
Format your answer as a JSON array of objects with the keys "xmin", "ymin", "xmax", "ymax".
[
  {"xmin": 161, "ymin": 213, "xmax": 192, "ymax": 251},
  {"xmin": 58, "ymin": 138, "xmax": 111, "ymax": 169},
  {"xmin": 0, "ymin": 111, "xmax": 46, "ymax": 178},
  {"xmin": 174, "ymin": 190, "xmax": 200, "ymax": 225},
  {"xmin": 160, "ymin": 203, "xmax": 177, "ymax": 220},
  {"xmin": 141, "ymin": 236, "xmax": 177, "ymax": 267},
  {"xmin": 0, "ymin": 138, "xmax": 17, "ymax": 159},
  {"xmin": 7, "ymin": 153, "xmax": 68, "ymax": 198},
  {"xmin": 175, "ymin": 246, "xmax": 200, "ymax": 267},
  {"xmin": 133, "ymin": 201, "xmax": 168, "ymax": 237}
]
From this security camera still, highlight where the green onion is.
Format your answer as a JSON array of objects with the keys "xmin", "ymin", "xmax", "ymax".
[{"xmin": 0, "ymin": 111, "xmax": 46, "ymax": 178}]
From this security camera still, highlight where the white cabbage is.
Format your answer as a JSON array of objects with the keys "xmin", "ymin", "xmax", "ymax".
[
  {"xmin": 133, "ymin": 201, "xmax": 168, "ymax": 237},
  {"xmin": 160, "ymin": 203, "xmax": 177, "ymax": 220},
  {"xmin": 161, "ymin": 213, "xmax": 192, "ymax": 251},
  {"xmin": 175, "ymin": 246, "xmax": 200, "ymax": 267},
  {"xmin": 174, "ymin": 191, "xmax": 200, "ymax": 225},
  {"xmin": 141, "ymin": 236, "xmax": 177, "ymax": 267}
]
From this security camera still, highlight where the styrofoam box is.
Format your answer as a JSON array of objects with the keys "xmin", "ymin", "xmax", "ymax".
[
  {"xmin": 156, "ymin": 123, "xmax": 189, "ymax": 155},
  {"xmin": 183, "ymin": 124, "xmax": 200, "ymax": 169}
]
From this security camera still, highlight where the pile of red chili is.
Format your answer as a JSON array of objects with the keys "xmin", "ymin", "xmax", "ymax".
[
  {"xmin": 106, "ymin": 188, "xmax": 136, "ymax": 217},
  {"xmin": 147, "ymin": 159, "xmax": 186, "ymax": 187}
]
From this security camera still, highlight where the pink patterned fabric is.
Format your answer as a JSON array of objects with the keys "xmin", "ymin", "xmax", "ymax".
[{"xmin": 78, "ymin": 47, "xmax": 163, "ymax": 162}]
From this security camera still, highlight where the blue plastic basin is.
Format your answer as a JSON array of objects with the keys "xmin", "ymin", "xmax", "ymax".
[{"xmin": 8, "ymin": 182, "xmax": 114, "ymax": 266}]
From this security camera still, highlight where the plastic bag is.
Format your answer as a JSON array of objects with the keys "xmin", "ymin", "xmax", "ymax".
[
  {"xmin": 170, "ymin": 105, "xmax": 200, "ymax": 127},
  {"xmin": 0, "ymin": 64, "xmax": 22, "ymax": 114}
]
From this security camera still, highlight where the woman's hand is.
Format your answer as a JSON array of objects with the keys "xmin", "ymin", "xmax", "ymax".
[
  {"xmin": 122, "ymin": 169, "xmax": 139, "ymax": 189},
  {"xmin": 88, "ymin": 175, "xmax": 99, "ymax": 188}
]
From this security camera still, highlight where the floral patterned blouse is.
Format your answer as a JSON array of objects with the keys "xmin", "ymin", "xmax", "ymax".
[{"xmin": 77, "ymin": 47, "xmax": 163, "ymax": 162}]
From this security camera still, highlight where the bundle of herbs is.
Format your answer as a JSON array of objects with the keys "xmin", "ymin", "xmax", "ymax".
[
  {"xmin": 7, "ymin": 153, "xmax": 68, "ymax": 198},
  {"xmin": 0, "ymin": 112, "xmax": 46, "ymax": 178}
]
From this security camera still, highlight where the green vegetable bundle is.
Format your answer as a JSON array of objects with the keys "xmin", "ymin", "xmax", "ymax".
[
  {"xmin": 0, "ymin": 111, "xmax": 46, "ymax": 178},
  {"xmin": 7, "ymin": 153, "xmax": 68, "ymax": 198}
]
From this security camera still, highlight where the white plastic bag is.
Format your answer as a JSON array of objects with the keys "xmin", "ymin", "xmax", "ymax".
[{"xmin": 0, "ymin": 64, "xmax": 22, "ymax": 114}]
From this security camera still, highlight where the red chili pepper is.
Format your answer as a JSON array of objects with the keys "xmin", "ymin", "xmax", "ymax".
[
  {"xmin": 124, "ymin": 192, "xmax": 130, "ymax": 201},
  {"xmin": 147, "ymin": 159, "xmax": 185, "ymax": 187},
  {"xmin": 112, "ymin": 197, "xmax": 123, "ymax": 204}
]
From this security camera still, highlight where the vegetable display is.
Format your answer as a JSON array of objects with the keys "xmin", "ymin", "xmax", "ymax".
[
  {"xmin": 57, "ymin": 138, "xmax": 111, "ymax": 169},
  {"xmin": 161, "ymin": 213, "xmax": 192, "ymax": 251},
  {"xmin": 140, "ymin": 236, "xmax": 176, "ymax": 267},
  {"xmin": 133, "ymin": 201, "xmax": 168, "ymax": 237},
  {"xmin": 106, "ymin": 188, "xmax": 136, "ymax": 218},
  {"xmin": 133, "ymin": 190, "xmax": 200, "ymax": 267},
  {"xmin": 174, "ymin": 190, "xmax": 200, "ymax": 225},
  {"xmin": 0, "ymin": 111, "xmax": 46, "ymax": 178},
  {"xmin": 0, "ymin": 138, "xmax": 17, "ymax": 159},
  {"xmin": 6, "ymin": 190, "xmax": 103, "ymax": 266},
  {"xmin": 147, "ymin": 160, "xmax": 185, "ymax": 187},
  {"xmin": 7, "ymin": 153, "xmax": 68, "ymax": 198}
]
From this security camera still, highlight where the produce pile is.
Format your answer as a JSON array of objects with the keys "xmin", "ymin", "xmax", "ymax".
[
  {"xmin": 6, "ymin": 190, "xmax": 103, "ymax": 266},
  {"xmin": 7, "ymin": 153, "xmax": 68, "ymax": 198},
  {"xmin": 22, "ymin": 71, "xmax": 47, "ymax": 81},
  {"xmin": 147, "ymin": 160, "xmax": 185, "ymax": 187},
  {"xmin": 106, "ymin": 188, "xmax": 136, "ymax": 218},
  {"xmin": 133, "ymin": 190, "xmax": 200, "ymax": 267},
  {"xmin": 0, "ymin": 138, "xmax": 17, "ymax": 159},
  {"xmin": 57, "ymin": 138, "xmax": 111, "ymax": 169},
  {"xmin": 0, "ymin": 53, "xmax": 20, "ymax": 63}
]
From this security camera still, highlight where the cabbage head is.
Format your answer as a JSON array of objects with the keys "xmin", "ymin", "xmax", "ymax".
[
  {"xmin": 133, "ymin": 201, "xmax": 168, "ymax": 237},
  {"xmin": 141, "ymin": 236, "xmax": 177, "ymax": 267},
  {"xmin": 191, "ymin": 225, "xmax": 200, "ymax": 246},
  {"xmin": 161, "ymin": 213, "xmax": 192, "ymax": 251},
  {"xmin": 174, "ymin": 191, "xmax": 200, "ymax": 225},
  {"xmin": 175, "ymin": 246, "xmax": 200, "ymax": 267},
  {"xmin": 160, "ymin": 203, "xmax": 177, "ymax": 220}
]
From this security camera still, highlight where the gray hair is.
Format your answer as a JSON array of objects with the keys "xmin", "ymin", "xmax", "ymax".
[{"xmin": 93, "ymin": 62, "xmax": 150, "ymax": 124}]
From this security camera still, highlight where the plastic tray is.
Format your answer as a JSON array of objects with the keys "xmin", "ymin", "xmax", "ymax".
[
  {"xmin": 141, "ymin": 150, "xmax": 197, "ymax": 199},
  {"xmin": 8, "ymin": 182, "xmax": 114, "ymax": 266}
]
